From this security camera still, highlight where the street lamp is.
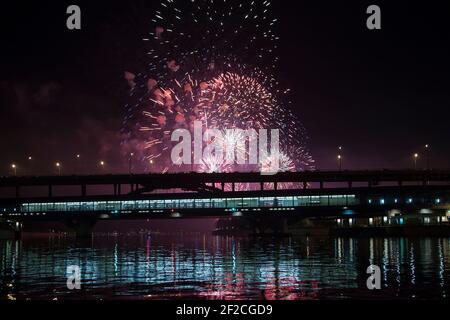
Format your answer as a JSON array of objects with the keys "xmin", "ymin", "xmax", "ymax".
[
  {"xmin": 11, "ymin": 164, "xmax": 17, "ymax": 176},
  {"xmin": 129, "ymin": 152, "xmax": 134, "ymax": 174},
  {"xmin": 27, "ymin": 156, "xmax": 33, "ymax": 175},
  {"xmin": 413, "ymin": 153, "xmax": 419, "ymax": 170},
  {"xmin": 75, "ymin": 154, "xmax": 81, "ymax": 175},
  {"xmin": 100, "ymin": 161, "xmax": 105, "ymax": 173},
  {"xmin": 337, "ymin": 155, "xmax": 342, "ymax": 171},
  {"xmin": 56, "ymin": 162, "xmax": 61, "ymax": 176},
  {"xmin": 425, "ymin": 144, "xmax": 430, "ymax": 170}
]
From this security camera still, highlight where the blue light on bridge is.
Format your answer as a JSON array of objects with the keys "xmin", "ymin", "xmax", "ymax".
[
  {"xmin": 343, "ymin": 209, "xmax": 356, "ymax": 216},
  {"xmin": 380, "ymin": 199, "xmax": 385, "ymax": 205}
]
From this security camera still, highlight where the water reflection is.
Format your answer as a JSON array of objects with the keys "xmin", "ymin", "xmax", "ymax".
[{"xmin": 1, "ymin": 235, "xmax": 450, "ymax": 300}]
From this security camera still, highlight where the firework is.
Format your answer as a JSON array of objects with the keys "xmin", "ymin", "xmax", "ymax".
[{"xmin": 122, "ymin": 0, "xmax": 315, "ymax": 175}]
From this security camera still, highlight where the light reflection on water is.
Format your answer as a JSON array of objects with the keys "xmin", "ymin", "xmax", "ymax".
[{"xmin": 1, "ymin": 235, "xmax": 449, "ymax": 300}]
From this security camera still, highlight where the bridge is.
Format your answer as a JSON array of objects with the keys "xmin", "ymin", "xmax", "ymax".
[{"xmin": 0, "ymin": 170, "xmax": 450, "ymax": 237}]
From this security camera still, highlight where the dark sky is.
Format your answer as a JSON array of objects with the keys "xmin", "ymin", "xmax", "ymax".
[{"xmin": 1, "ymin": 0, "xmax": 449, "ymax": 175}]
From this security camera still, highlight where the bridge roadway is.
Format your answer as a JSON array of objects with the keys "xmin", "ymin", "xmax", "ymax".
[{"xmin": 1, "ymin": 170, "xmax": 450, "ymax": 198}]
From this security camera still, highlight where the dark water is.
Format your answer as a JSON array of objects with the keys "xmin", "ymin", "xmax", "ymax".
[{"xmin": 1, "ymin": 234, "xmax": 449, "ymax": 300}]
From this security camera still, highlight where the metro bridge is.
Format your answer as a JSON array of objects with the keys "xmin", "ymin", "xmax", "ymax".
[{"xmin": 0, "ymin": 170, "xmax": 450, "ymax": 237}]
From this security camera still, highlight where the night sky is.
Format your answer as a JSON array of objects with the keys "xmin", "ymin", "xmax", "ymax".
[{"xmin": 1, "ymin": 0, "xmax": 449, "ymax": 176}]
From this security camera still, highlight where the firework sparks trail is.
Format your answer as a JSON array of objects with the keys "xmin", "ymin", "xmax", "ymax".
[{"xmin": 121, "ymin": 0, "xmax": 315, "ymax": 179}]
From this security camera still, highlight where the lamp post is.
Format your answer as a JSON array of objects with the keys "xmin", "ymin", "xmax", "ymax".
[
  {"xmin": 56, "ymin": 162, "xmax": 61, "ymax": 176},
  {"xmin": 27, "ymin": 156, "xmax": 33, "ymax": 175},
  {"xmin": 74, "ymin": 154, "xmax": 81, "ymax": 175},
  {"xmin": 100, "ymin": 161, "xmax": 105, "ymax": 173},
  {"xmin": 413, "ymin": 153, "xmax": 419, "ymax": 170},
  {"xmin": 337, "ymin": 155, "xmax": 342, "ymax": 171},
  {"xmin": 425, "ymin": 144, "xmax": 430, "ymax": 170},
  {"xmin": 129, "ymin": 153, "xmax": 134, "ymax": 175},
  {"xmin": 337, "ymin": 146, "xmax": 343, "ymax": 171},
  {"xmin": 11, "ymin": 164, "xmax": 17, "ymax": 176}
]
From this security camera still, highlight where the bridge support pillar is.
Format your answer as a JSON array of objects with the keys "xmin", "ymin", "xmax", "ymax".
[
  {"xmin": 15, "ymin": 186, "xmax": 20, "ymax": 198},
  {"xmin": 81, "ymin": 184, "xmax": 86, "ymax": 197},
  {"xmin": 13, "ymin": 221, "xmax": 23, "ymax": 240},
  {"xmin": 246, "ymin": 217, "xmax": 290, "ymax": 236},
  {"xmin": 65, "ymin": 219, "xmax": 96, "ymax": 238},
  {"xmin": 348, "ymin": 181, "xmax": 353, "ymax": 189},
  {"xmin": 303, "ymin": 182, "xmax": 307, "ymax": 189},
  {"xmin": 49, "ymin": 185, "xmax": 53, "ymax": 197},
  {"xmin": 260, "ymin": 182, "xmax": 264, "ymax": 191}
]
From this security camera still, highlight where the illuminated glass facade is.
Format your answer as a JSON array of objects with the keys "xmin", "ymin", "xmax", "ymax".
[{"xmin": 18, "ymin": 195, "xmax": 357, "ymax": 213}]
